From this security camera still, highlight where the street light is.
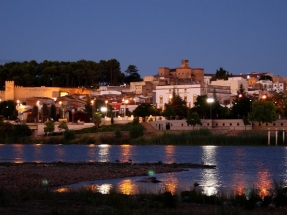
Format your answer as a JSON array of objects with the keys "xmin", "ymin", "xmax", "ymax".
[
  {"xmin": 124, "ymin": 100, "xmax": 129, "ymax": 118},
  {"xmin": 36, "ymin": 100, "xmax": 40, "ymax": 123},
  {"xmin": 91, "ymin": 100, "xmax": 94, "ymax": 120},
  {"xmin": 59, "ymin": 101, "xmax": 64, "ymax": 119},
  {"xmin": 207, "ymin": 98, "xmax": 214, "ymax": 120},
  {"xmin": 101, "ymin": 107, "xmax": 107, "ymax": 118},
  {"xmin": 72, "ymin": 109, "xmax": 75, "ymax": 123},
  {"xmin": 105, "ymin": 100, "xmax": 108, "ymax": 117}
]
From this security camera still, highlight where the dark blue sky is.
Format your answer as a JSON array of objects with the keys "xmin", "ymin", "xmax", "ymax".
[{"xmin": 1, "ymin": 0, "xmax": 286, "ymax": 77}]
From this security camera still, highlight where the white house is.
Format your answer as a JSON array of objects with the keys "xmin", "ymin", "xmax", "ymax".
[
  {"xmin": 272, "ymin": 82, "xmax": 285, "ymax": 93},
  {"xmin": 153, "ymin": 84, "xmax": 204, "ymax": 110},
  {"xmin": 210, "ymin": 77, "xmax": 248, "ymax": 94}
]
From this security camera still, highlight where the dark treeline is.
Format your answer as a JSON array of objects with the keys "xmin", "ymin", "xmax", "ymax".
[{"xmin": 0, "ymin": 59, "xmax": 142, "ymax": 89}]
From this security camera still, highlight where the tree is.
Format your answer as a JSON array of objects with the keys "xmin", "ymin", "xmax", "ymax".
[
  {"xmin": 162, "ymin": 89, "xmax": 188, "ymax": 119},
  {"xmin": 32, "ymin": 105, "xmax": 39, "ymax": 122},
  {"xmin": 211, "ymin": 67, "xmax": 232, "ymax": 81},
  {"xmin": 259, "ymin": 75, "xmax": 272, "ymax": 81},
  {"xmin": 0, "ymin": 100, "xmax": 17, "ymax": 120},
  {"xmin": 230, "ymin": 84, "xmax": 251, "ymax": 119},
  {"xmin": 186, "ymin": 111, "xmax": 202, "ymax": 130},
  {"xmin": 42, "ymin": 103, "xmax": 50, "ymax": 122},
  {"xmin": 83, "ymin": 96, "xmax": 92, "ymax": 121},
  {"xmin": 190, "ymin": 95, "xmax": 209, "ymax": 119},
  {"xmin": 270, "ymin": 92, "xmax": 287, "ymax": 118},
  {"xmin": 50, "ymin": 104, "xmax": 56, "ymax": 121},
  {"xmin": 125, "ymin": 65, "xmax": 142, "ymax": 84},
  {"xmin": 133, "ymin": 103, "xmax": 154, "ymax": 122},
  {"xmin": 58, "ymin": 121, "xmax": 68, "ymax": 132},
  {"xmin": 162, "ymin": 104, "xmax": 176, "ymax": 120},
  {"xmin": 93, "ymin": 112, "xmax": 102, "ymax": 129},
  {"xmin": 44, "ymin": 120, "xmax": 55, "ymax": 135},
  {"xmin": 249, "ymin": 101, "xmax": 277, "ymax": 123}
]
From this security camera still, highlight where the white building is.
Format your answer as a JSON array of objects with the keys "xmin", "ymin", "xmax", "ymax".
[
  {"xmin": 210, "ymin": 77, "xmax": 248, "ymax": 94},
  {"xmin": 258, "ymin": 80, "xmax": 273, "ymax": 91},
  {"xmin": 153, "ymin": 84, "xmax": 204, "ymax": 110},
  {"xmin": 272, "ymin": 82, "xmax": 285, "ymax": 93}
]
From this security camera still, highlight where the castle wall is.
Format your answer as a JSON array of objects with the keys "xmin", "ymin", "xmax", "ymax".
[{"xmin": 2, "ymin": 81, "xmax": 92, "ymax": 102}]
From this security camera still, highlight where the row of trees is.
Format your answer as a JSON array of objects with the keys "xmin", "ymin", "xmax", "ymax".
[
  {"xmin": 0, "ymin": 60, "xmax": 142, "ymax": 89},
  {"xmin": 132, "ymin": 87, "xmax": 286, "ymax": 125}
]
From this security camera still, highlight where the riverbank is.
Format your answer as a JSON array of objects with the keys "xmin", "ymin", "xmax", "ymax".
[
  {"xmin": 1, "ymin": 162, "xmax": 287, "ymax": 215},
  {"xmin": 0, "ymin": 162, "xmax": 214, "ymax": 190}
]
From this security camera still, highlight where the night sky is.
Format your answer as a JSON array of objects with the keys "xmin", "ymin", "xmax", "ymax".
[{"xmin": 1, "ymin": 0, "xmax": 286, "ymax": 77}]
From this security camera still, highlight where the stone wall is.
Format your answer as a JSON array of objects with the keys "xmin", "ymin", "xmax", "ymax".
[{"xmin": 149, "ymin": 119, "xmax": 287, "ymax": 131}]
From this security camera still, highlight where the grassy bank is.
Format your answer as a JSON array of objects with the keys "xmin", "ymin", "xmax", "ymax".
[
  {"xmin": 29, "ymin": 123, "xmax": 285, "ymax": 146},
  {"xmin": 1, "ymin": 181, "xmax": 287, "ymax": 215}
]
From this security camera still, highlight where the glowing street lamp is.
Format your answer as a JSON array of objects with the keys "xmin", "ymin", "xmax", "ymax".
[
  {"xmin": 91, "ymin": 100, "xmax": 94, "ymax": 119},
  {"xmin": 105, "ymin": 100, "xmax": 108, "ymax": 117},
  {"xmin": 262, "ymin": 94, "xmax": 267, "ymax": 100},
  {"xmin": 101, "ymin": 107, "xmax": 107, "ymax": 117},
  {"xmin": 59, "ymin": 101, "xmax": 65, "ymax": 119},
  {"xmin": 207, "ymin": 98, "xmax": 214, "ymax": 120},
  {"xmin": 36, "ymin": 100, "xmax": 40, "ymax": 122}
]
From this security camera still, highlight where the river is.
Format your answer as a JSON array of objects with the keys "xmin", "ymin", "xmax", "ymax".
[{"xmin": 0, "ymin": 144, "xmax": 286, "ymax": 196}]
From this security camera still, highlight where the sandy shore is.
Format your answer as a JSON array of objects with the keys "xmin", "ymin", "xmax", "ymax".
[{"xmin": 0, "ymin": 162, "xmax": 214, "ymax": 190}]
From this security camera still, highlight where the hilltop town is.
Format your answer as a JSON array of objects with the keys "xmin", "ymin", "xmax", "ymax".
[{"xmin": 0, "ymin": 59, "xmax": 286, "ymax": 135}]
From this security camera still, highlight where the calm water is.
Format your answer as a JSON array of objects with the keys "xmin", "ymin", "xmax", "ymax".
[{"xmin": 0, "ymin": 144, "xmax": 286, "ymax": 196}]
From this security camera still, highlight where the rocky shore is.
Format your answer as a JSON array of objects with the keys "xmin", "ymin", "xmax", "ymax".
[{"xmin": 0, "ymin": 162, "xmax": 215, "ymax": 190}]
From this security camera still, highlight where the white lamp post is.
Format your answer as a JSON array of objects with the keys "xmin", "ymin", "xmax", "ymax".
[
  {"xmin": 105, "ymin": 100, "xmax": 108, "ymax": 117},
  {"xmin": 207, "ymin": 98, "xmax": 214, "ymax": 120}
]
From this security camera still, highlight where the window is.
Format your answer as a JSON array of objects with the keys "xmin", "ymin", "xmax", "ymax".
[
  {"xmin": 184, "ymin": 95, "xmax": 187, "ymax": 102},
  {"xmin": 159, "ymin": 96, "xmax": 163, "ymax": 104}
]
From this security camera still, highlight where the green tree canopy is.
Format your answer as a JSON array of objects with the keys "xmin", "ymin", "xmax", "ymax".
[
  {"xmin": 230, "ymin": 84, "xmax": 252, "ymax": 119},
  {"xmin": 125, "ymin": 65, "xmax": 143, "ymax": 84},
  {"xmin": 93, "ymin": 111, "xmax": 102, "ymax": 129},
  {"xmin": 249, "ymin": 101, "xmax": 277, "ymax": 123},
  {"xmin": 211, "ymin": 67, "xmax": 232, "ymax": 81},
  {"xmin": 133, "ymin": 103, "xmax": 155, "ymax": 121},
  {"xmin": 44, "ymin": 120, "xmax": 55, "ymax": 135},
  {"xmin": 190, "ymin": 95, "xmax": 209, "ymax": 119},
  {"xmin": 186, "ymin": 111, "xmax": 202, "ymax": 130}
]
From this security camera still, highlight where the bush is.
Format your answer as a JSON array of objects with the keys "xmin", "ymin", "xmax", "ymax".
[
  {"xmin": 115, "ymin": 129, "xmax": 122, "ymax": 138},
  {"xmin": 129, "ymin": 124, "xmax": 144, "ymax": 139},
  {"xmin": 63, "ymin": 130, "xmax": 76, "ymax": 141}
]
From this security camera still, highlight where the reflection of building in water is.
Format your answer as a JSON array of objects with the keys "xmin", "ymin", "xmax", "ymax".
[
  {"xmin": 200, "ymin": 146, "xmax": 219, "ymax": 196},
  {"xmin": 119, "ymin": 145, "xmax": 132, "ymax": 162},
  {"xmin": 54, "ymin": 187, "xmax": 70, "ymax": 193},
  {"xmin": 55, "ymin": 145, "xmax": 65, "ymax": 161},
  {"xmin": 97, "ymin": 144, "xmax": 110, "ymax": 162},
  {"xmin": 96, "ymin": 184, "xmax": 113, "ymax": 194},
  {"xmin": 118, "ymin": 179, "xmax": 137, "ymax": 195},
  {"xmin": 87, "ymin": 144, "xmax": 96, "ymax": 162},
  {"xmin": 231, "ymin": 148, "xmax": 246, "ymax": 196},
  {"xmin": 255, "ymin": 167, "xmax": 272, "ymax": 199},
  {"xmin": 33, "ymin": 144, "xmax": 43, "ymax": 163},
  {"xmin": 13, "ymin": 144, "xmax": 24, "ymax": 163},
  {"xmin": 164, "ymin": 145, "xmax": 175, "ymax": 163},
  {"xmin": 163, "ymin": 174, "xmax": 178, "ymax": 194}
]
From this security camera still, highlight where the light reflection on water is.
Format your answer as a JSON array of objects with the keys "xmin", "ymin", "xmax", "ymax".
[{"xmin": 1, "ymin": 144, "xmax": 287, "ymax": 196}]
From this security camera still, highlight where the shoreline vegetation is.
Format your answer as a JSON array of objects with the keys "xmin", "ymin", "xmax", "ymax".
[
  {"xmin": 1, "ymin": 162, "xmax": 287, "ymax": 215},
  {"xmin": 33, "ymin": 123, "xmax": 283, "ymax": 146}
]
